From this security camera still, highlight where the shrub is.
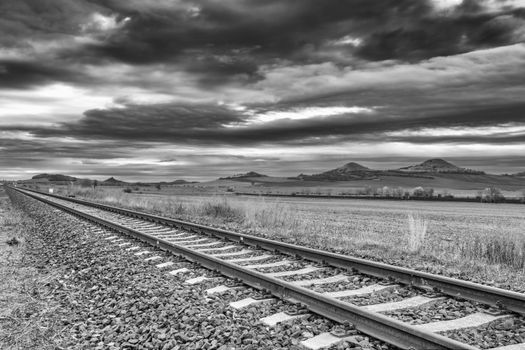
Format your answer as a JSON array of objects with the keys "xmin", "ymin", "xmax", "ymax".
[
  {"xmin": 362, "ymin": 186, "xmax": 374, "ymax": 195},
  {"xmin": 412, "ymin": 187, "xmax": 425, "ymax": 197},
  {"xmin": 123, "ymin": 188, "xmax": 132, "ymax": 193},
  {"xmin": 412, "ymin": 187, "xmax": 434, "ymax": 198},
  {"xmin": 392, "ymin": 187, "xmax": 404, "ymax": 198},
  {"xmin": 379, "ymin": 186, "xmax": 391, "ymax": 197},
  {"xmin": 201, "ymin": 198, "xmax": 244, "ymax": 222},
  {"xmin": 62, "ymin": 185, "xmax": 93, "ymax": 197},
  {"xmin": 482, "ymin": 187, "xmax": 504, "ymax": 203}
]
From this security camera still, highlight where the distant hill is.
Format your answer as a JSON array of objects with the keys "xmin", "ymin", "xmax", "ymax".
[
  {"xmin": 298, "ymin": 162, "xmax": 378, "ymax": 181},
  {"xmin": 31, "ymin": 174, "xmax": 78, "ymax": 182},
  {"xmin": 102, "ymin": 177, "xmax": 128, "ymax": 186},
  {"xmin": 168, "ymin": 179, "xmax": 189, "ymax": 184},
  {"xmin": 23, "ymin": 174, "xmax": 195, "ymax": 187},
  {"xmin": 219, "ymin": 171, "xmax": 268, "ymax": 180},
  {"xmin": 167, "ymin": 179, "xmax": 198, "ymax": 185},
  {"xmin": 335, "ymin": 162, "xmax": 370, "ymax": 172},
  {"xmin": 398, "ymin": 159, "xmax": 485, "ymax": 174}
]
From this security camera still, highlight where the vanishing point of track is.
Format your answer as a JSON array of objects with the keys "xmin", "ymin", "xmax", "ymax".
[{"xmin": 9, "ymin": 186, "xmax": 525, "ymax": 350}]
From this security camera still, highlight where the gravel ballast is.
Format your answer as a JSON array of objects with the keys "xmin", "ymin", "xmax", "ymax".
[
  {"xmin": 307, "ymin": 275, "xmax": 378, "ymax": 293},
  {"xmin": 339, "ymin": 286, "xmax": 420, "ymax": 306},
  {"xmin": 441, "ymin": 316, "xmax": 525, "ymax": 349},
  {"xmin": 382, "ymin": 298, "xmax": 480, "ymax": 325},
  {"xmin": 235, "ymin": 256, "xmax": 288, "ymax": 266}
]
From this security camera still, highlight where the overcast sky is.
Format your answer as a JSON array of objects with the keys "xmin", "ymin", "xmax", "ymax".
[{"xmin": 1, "ymin": 0, "xmax": 525, "ymax": 181}]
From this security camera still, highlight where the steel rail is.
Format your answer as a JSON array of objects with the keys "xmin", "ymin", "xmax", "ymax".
[
  {"xmin": 15, "ymin": 187, "xmax": 525, "ymax": 316},
  {"xmin": 9, "ymin": 186, "xmax": 478, "ymax": 350}
]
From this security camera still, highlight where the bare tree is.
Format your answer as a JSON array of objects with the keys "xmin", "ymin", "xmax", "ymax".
[{"xmin": 483, "ymin": 186, "xmax": 505, "ymax": 203}]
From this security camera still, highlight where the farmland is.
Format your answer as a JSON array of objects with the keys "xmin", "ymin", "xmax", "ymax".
[{"xmin": 46, "ymin": 185, "xmax": 525, "ymax": 291}]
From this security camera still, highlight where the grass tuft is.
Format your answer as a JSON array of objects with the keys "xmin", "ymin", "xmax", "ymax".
[
  {"xmin": 460, "ymin": 236, "xmax": 525, "ymax": 269},
  {"xmin": 200, "ymin": 197, "xmax": 244, "ymax": 222},
  {"xmin": 407, "ymin": 212, "xmax": 428, "ymax": 253}
]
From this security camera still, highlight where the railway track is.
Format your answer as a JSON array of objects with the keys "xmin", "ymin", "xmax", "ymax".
[{"xmin": 9, "ymin": 186, "xmax": 525, "ymax": 350}]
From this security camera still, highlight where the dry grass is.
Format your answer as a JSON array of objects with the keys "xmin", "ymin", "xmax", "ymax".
[
  {"xmin": 0, "ymin": 193, "xmax": 64, "ymax": 349},
  {"xmin": 459, "ymin": 236, "xmax": 525, "ymax": 270},
  {"xmin": 407, "ymin": 212, "xmax": 428, "ymax": 253},
  {"xmin": 54, "ymin": 185, "xmax": 525, "ymax": 288},
  {"xmin": 0, "ymin": 209, "xmax": 23, "ymax": 227},
  {"xmin": 201, "ymin": 197, "xmax": 245, "ymax": 222}
]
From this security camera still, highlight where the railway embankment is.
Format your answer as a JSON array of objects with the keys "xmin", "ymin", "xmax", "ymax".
[{"xmin": 4, "ymin": 188, "xmax": 390, "ymax": 349}]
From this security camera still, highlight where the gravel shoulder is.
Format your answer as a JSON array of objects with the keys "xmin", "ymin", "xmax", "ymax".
[{"xmin": 0, "ymin": 188, "xmax": 65, "ymax": 349}]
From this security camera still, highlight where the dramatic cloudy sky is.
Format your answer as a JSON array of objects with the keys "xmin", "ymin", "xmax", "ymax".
[{"xmin": 1, "ymin": 0, "xmax": 525, "ymax": 180}]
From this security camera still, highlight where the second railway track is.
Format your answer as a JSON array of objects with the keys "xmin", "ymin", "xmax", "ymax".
[{"xmin": 9, "ymin": 186, "xmax": 525, "ymax": 350}]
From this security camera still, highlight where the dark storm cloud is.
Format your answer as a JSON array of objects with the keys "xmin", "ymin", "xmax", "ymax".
[
  {"xmin": 356, "ymin": 5, "xmax": 525, "ymax": 61},
  {"xmin": 81, "ymin": 0, "xmax": 418, "ymax": 63},
  {"xmin": 11, "ymin": 101, "xmax": 525, "ymax": 146},
  {"xmin": 45, "ymin": 103, "xmax": 248, "ymax": 140},
  {"xmin": 0, "ymin": 0, "xmax": 102, "ymax": 45},
  {"xmin": 387, "ymin": 134, "xmax": 525, "ymax": 145},
  {"xmin": 0, "ymin": 60, "xmax": 87, "ymax": 89},
  {"xmin": 0, "ymin": 138, "xmax": 134, "ymax": 160},
  {"xmin": 0, "ymin": 0, "xmax": 101, "ymax": 88},
  {"xmin": 66, "ymin": 0, "xmax": 524, "ymax": 75},
  {"xmin": 2, "ymin": 0, "xmax": 523, "ymax": 88}
]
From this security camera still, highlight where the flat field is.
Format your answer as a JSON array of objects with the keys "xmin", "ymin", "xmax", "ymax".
[{"xmin": 41, "ymin": 185, "xmax": 525, "ymax": 291}]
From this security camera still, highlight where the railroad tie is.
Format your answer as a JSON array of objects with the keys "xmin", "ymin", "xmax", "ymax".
[{"xmin": 413, "ymin": 312, "xmax": 512, "ymax": 333}]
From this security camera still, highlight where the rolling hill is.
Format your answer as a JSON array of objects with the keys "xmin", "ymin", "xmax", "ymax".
[
  {"xmin": 397, "ymin": 159, "xmax": 485, "ymax": 174},
  {"xmin": 295, "ymin": 158, "xmax": 489, "ymax": 182},
  {"xmin": 214, "ymin": 159, "xmax": 525, "ymax": 192},
  {"xmin": 101, "ymin": 177, "xmax": 129, "ymax": 186},
  {"xmin": 297, "ymin": 162, "xmax": 377, "ymax": 181},
  {"xmin": 19, "ymin": 174, "xmax": 195, "ymax": 187},
  {"xmin": 219, "ymin": 171, "xmax": 268, "ymax": 181}
]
